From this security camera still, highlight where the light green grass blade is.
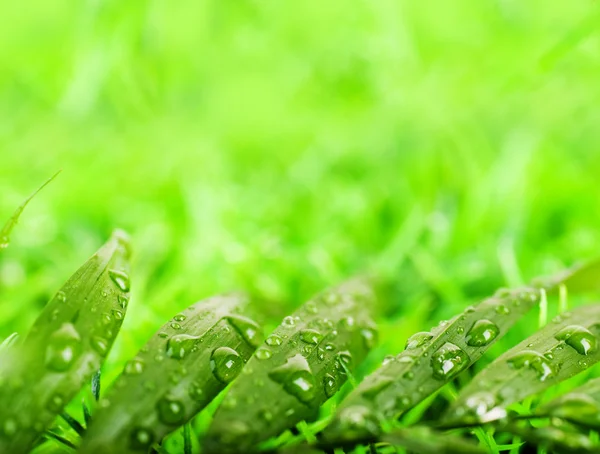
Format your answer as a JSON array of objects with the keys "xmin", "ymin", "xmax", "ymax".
[
  {"xmin": 537, "ymin": 376, "xmax": 600, "ymax": 430},
  {"xmin": 79, "ymin": 294, "xmax": 261, "ymax": 453},
  {"xmin": 0, "ymin": 230, "xmax": 131, "ymax": 452},
  {"xmin": 203, "ymin": 278, "xmax": 378, "ymax": 453},
  {"xmin": 0, "ymin": 171, "xmax": 61, "ymax": 250},
  {"xmin": 381, "ymin": 427, "xmax": 485, "ymax": 454},
  {"xmin": 444, "ymin": 303, "xmax": 600, "ymax": 426}
]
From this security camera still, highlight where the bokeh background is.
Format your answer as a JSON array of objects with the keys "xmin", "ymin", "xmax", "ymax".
[{"xmin": 1, "ymin": 1, "xmax": 600, "ymax": 379}]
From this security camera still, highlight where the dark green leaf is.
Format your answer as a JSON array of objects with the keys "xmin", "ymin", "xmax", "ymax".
[
  {"xmin": 204, "ymin": 278, "xmax": 378, "ymax": 453},
  {"xmin": 444, "ymin": 304, "xmax": 600, "ymax": 426},
  {"xmin": 0, "ymin": 230, "xmax": 131, "ymax": 452},
  {"xmin": 79, "ymin": 294, "xmax": 262, "ymax": 453}
]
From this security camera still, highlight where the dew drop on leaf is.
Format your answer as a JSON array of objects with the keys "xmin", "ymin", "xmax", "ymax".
[
  {"xmin": 130, "ymin": 427, "xmax": 154, "ymax": 450},
  {"xmin": 465, "ymin": 319, "xmax": 500, "ymax": 347},
  {"xmin": 108, "ymin": 269, "xmax": 130, "ymax": 292},
  {"xmin": 405, "ymin": 332, "xmax": 433, "ymax": 350},
  {"xmin": 265, "ymin": 334, "xmax": 283, "ymax": 347},
  {"xmin": 166, "ymin": 334, "xmax": 200, "ymax": 360},
  {"xmin": 210, "ymin": 347, "xmax": 243, "ymax": 384},
  {"xmin": 323, "ymin": 373, "xmax": 338, "ymax": 398},
  {"xmin": 268, "ymin": 354, "xmax": 316, "ymax": 404},
  {"xmin": 507, "ymin": 350, "xmax": 555, "ymax": 381},
  {"xmin": 554, "ymin": 325, "xmax": 597, "ymax": 355},
  {"xmin": 495, "ymin": 304, "xmax": 510, "ymax": 315},
  {"xmin": 431, "ymin": 342, "xmax": 470, "ymax": 380},
  {"xmin": 156, "ymin": 397, "xmax": 185, "ymax": 425},
  {"xmin": 45, "ymin": 323, "xmax": 81, "ymax": 372},
  {"xmin": 255, "ymin": 347, "xmax": 272, "ymax": 360},
  {"xmin": 227, "ymin": 315, "xmax": 263, "ymax": 348},
  {"xmin": 299, "ymin": 329, "xmax": 323, "ymax": 345},
  {"xmin": 173, "ymin": 314, "xmax": 186, "ymax": 322},
  {"xmin": 90, "ymin": 336, "xmax": 109, "ymax": 357},
  {"xmin": 56, "ymin": 291, "xmax": 66, "ymax": 303},
  {"xmin": 124, "ymin": 357, "xmax": 145, "ymax": 375}
]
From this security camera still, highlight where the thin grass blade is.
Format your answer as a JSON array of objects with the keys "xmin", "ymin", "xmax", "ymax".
[
  {"xmin": 0, "ymin": 230, "xmax": 131, "ymax": 452},
  {"xmin": 443, "ymin": 304, "xmax": 600, "ymax": 426},
  {"xmin": 501, "ymin": 424, "xmax": 598, "ymax": 454},
  {"xmin": 204, "ymin": 278, "xmax": 378, "ymax": 453},
  {"xmin": 0, "ymin": 171, "xmax": 61, "ymax": 250},
  {"xmin": 79, "ymin": 294, "xmax": 262, "ymax": 453},
  {"xmin": 322, "ymin": 262, "xmax": 600, "ymax": 443}
]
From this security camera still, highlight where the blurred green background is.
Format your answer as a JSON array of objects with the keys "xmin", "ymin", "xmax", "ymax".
[{"xmin": 1, "ymin": 0, "xmax": 600, "ymax": 375}]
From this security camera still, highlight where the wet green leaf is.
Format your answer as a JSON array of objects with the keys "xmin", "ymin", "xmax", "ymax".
[
  {"xmin": 79, "ymin": 294, "xmax": 262, "ymax": 453},
  {"xmin": 0, "ymin": 230, "xmax": 131, "ymax": 452},
  {"xmin": 444, "ymin": 304, "xmax": 600, "ymax": 426},
  {"xmin": 381, "ymin": 426, "xmax": 485, "ymax": 454},
  {"xmin": 204, "ymin": 278, "xmax": 378, "ymax": 453}
]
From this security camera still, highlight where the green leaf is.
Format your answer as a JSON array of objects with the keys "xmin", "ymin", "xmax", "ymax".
[
  {"xmin": 381, "ymin": 427, "xmax": 485, "ymax": 454},
  {"xmin": 204, "ymin": 278, "xmax": 378, "ymax": 453},
  {"xmin": 79, "ymin": 294, "xmax": 262, "ymax": 453},
  {"xmin": 536, "ymin": 376, "xmax": 600, "ymax": 429},
  {"xmin": 0, "ymin": 171, "xmax": 61, "ymax": 250},
  {"xmin": 322, "ymin": 262, "xmax": 600, "ymax": 444},
  {"xmin": 322, "ymin": 286, "xmax": 542, "ymax": 443},
  {"xmin": 444, "ymin": 303, "xmax": 600, "ymax": 426},
  {"xmin": 0, "ymin": 230, "xmax": 131, "ymax": 452}
]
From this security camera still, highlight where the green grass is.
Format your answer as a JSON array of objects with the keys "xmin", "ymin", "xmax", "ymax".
[{"xmin": 1, "ymin": 1, "xmax": 600, "ymax": 452}]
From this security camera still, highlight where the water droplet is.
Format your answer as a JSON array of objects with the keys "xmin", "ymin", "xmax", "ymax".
[
  {"xmin": 324, "ymin": 343, "xmax": 336, "ymax": 351},
  {"xmin": 305, "ymin": 301, "xmax": 318, "ymax": 314},
  {"xmin": 337, "ymin": 351, "xmax": 353, "ymax": 367},
  {"xmin": 403, "ymin": 371, "xmax": 414, "ymax": 380},
  {"xmin": 255, "ymin": 347, "xmax": 272, "ymax": 360},
  {"xmin": 268, "ymin": 354, "xmax": 316, "ymax": 404},
  {"xmin": 555, "ymin": 325, "xmax": 597, "ymax": 355},
  {"xmin": 108, "ymin": 269, "xmax": 130, "ymax": 292},
  {"xmin": 361, "ymin": 327, "xmax": 378, "ymax": 349},
  {"xmin": 189, "ymin": 381, "xmax": 204, "ymax": 402},
  {"xmin": 495, "ymin": 304, "xmax": 510, "ymax": 315},
  {"xmin": 166, "ymin": 334, "xmax": 200, "ymax": 360},
  {"xmin": 431, "ymin": 342, "xmax": 470, "ymax": 380},
  {"xmin": 260, "ymin": 409, "xmax": 274, "ymax": 421},
  {"xmin": 56, "ymin": 291, "xmax": 66, "ymax": 303},
  {"xmin": 300, "ymin": 329, "xmax": 323, "ymax": 345},
  {"xmin": 210, "ymin": 347, "xmax": 243, "ymax": 384},
  {"xmin": 170, "ymin": 322, "xmax": 182, "ymax": 330},
  {"xmin": 452, "ymin": 391, "xmax": 506, "ymax": 423},
  {"xmin": 507, "ymin": 350, "xmax": 555, "ymax": 381},
  {"xmin": 456, "ymin": 327, "xmax": 464, "ymax": 335},
  {"xmin": 45, "ymin": 323, "xmax": 81, "ymax": 371},
  {"xmin": 341, "ymin": 316, "xmax": 355, "ymax": 328},
  {"xmin": 0, "ymin": 235, "xmax": 8, "ymax": 249},
  {"xmin": 382, "ymin": 355, "xmax": 395, "ymax": 365},
  {"xmin": 227, "ymin": 315, "xmax": 263, "ymax": 348},
  {"xmin": 324, "ymin": 373, "xmax": 338, "ymax": 398},
  {"xmin": 466, "ymin": 319, "xmax": 500, "ymax": 347},
  {"xmin": 156, "ymin": 397, "xmax": 185, "ymax": 425},
  {"xmin": 282, "ymin": 316, "xmax": 296, "ymax": 327},
  {"xmin": 173, "ymin": 314, "xmax": 186, "ymax": 322},
  {"xmin": 494, "ymin": 288, "xmax": 511, "ymax": 298},
  {"xmin": 519, "ymin": 289, "xmax": 539, "ymax": 303},
  {"xmin": 405, "ymin": 332, "xmax": 433, "ymax": 350},
  {"xmin": 124, "ymin": 357, "xmax": 145, "ymax": 375},
  {"xmin": 265, "ymin": 334, "xmax": 283, "ymax": 347},
  {"xmin": 90, "ymin": 336, "xmax": 109, "ymax": 356},
  {"xmin": 118, "ymin": 294, "xmax": 129, "ymax": 309},
  {"xmin": 130, "ymin": 427, "xmax": 154, "ymax": 450}
]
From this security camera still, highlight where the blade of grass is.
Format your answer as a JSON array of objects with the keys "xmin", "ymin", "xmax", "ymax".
[
  {"xmin": 444, "ymin": 304, "xmax": 600, "ymax": 426},
  {"xmin": 59, "ymin": 412, "xmax": 85, "ymax": 437},
  {"xmin": 0, "ymin": 170, "xmax": 61, "ymax": 250},
  {"xmin": 0, "ymin": 230, "xmax": 131, "ymax": 453},
  {"xmin": 322, "ymin": 262, "xmax": 600, "ymax": 444},
  {"xmin": 501, "ymin": 424, "xmax": 597, "ymax": 454},
  {"xmin": 204, "ymin": 278, "xmax": 378, "ymax": 453},
  {"xmin": 79, "ymin": 294, "xmax": 262, "ymax": 453},
  {"xmin": 44, "ymin": 430, "xmax": 77, "ymax": 451}
]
